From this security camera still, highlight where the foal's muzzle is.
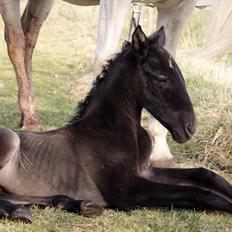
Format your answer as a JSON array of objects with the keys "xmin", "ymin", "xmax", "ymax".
[
  {"xmin": 171, "ymin": 118, "xmax": 196, "ymax": 143},
  {"xmin": 185, "ymin": 123, "xmax": 196, "ymax": 137}
]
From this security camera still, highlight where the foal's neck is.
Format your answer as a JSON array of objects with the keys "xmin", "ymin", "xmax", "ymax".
[{"xmin": 85, "ymin": 60, "xmax": 142, "ymax": 128}]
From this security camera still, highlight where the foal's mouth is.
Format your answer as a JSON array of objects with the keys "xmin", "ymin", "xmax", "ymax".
[{"xmin": 171, "ymin": 129, "xmax": 193, "ymax": 143}]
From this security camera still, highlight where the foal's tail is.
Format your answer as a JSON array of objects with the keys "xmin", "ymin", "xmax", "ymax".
[{"xmin": 200, "ymin": 0, "xmax": 232, "ymax": 57}]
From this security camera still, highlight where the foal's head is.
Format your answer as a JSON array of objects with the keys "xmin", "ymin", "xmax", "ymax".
[{"xmin": 130, "ymin": 26, "xmax": 195, "ymax": 143}]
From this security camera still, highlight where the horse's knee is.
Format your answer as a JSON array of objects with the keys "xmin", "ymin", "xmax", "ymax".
[{"xmin": 0, "ymin": 128, "xmax": 20, "ymax": 168}]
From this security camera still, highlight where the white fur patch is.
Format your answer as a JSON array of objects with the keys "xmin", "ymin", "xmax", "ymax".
[
  {"xmin": 148, "ymin": 119, "xmax": 173, "ymax": 161},
  {"xmin": 168, "ymin": 57, "xmax": 174, "ymax": 69}
]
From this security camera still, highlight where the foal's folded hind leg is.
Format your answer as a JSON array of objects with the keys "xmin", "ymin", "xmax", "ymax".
[
  {"xmin": 0, "ymin": 200, "xmax": 32, "ymax": 223},
  {"xmin": 51, "ymin": 195, "xmax": 104, "ymax": 217},
  {"xmin": 0, "ymin": 194, "xmax": 104, "ymax": 219}
]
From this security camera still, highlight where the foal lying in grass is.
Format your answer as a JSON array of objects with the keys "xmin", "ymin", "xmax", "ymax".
[{"xmin": 0, "ymin": 26, "xmax": 231, "ymax": 223}]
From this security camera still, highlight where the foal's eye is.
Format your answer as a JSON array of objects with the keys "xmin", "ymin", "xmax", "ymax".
[{"xmin": 156, "ymin": 75, "xmax": 168, "ymax": 84}]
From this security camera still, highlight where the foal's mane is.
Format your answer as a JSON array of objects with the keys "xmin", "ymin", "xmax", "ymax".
[{"xmin": 67, "ymin": 52, "xmax": 125, "ymax": 126}]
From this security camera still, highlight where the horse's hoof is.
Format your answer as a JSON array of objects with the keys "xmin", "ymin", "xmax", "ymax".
[
  {"xmin": 149, "ymin": 158, "xmax": 176, "ymax": 168},
  {"xmin": 10, "ymin": 206, "xmax": 32, "ymax": 223},
  {"xmin": 79, "ymin": 201, "xmax": 104, "ymax": 217}
]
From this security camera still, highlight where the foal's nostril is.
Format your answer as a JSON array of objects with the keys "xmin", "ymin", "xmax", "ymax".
[{"xmin": 185, "ymin": 123, "xmax": 195, "ymax": 136}]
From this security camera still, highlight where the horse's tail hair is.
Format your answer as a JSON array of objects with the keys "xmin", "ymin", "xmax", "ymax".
[{"xmin": 199, "ymin": 0, "xmax": 232, "ymax": 57}]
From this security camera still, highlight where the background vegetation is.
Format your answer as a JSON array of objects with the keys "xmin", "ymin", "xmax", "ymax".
[{"xmin": 0, "ymin": 1, "xmax": 232, "ymax": 231}]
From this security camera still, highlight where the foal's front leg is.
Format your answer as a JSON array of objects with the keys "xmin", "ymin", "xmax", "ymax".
[
  {"xmin": 118, "ymin": 176, "xmax": 232, "ymax": 212},
  {"xmin": 141, "ymin": 167, "xmax": 232, "ymax": 201}
]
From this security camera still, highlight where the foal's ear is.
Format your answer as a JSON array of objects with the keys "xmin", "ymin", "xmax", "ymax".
[
  {"xmin": 132, "ymin": 25, "xmax": 148, "ymax": 59},
  {"xmin": 121, "ymin": 40, "xmax": 131, "ymax": 51},
  {"xmin": 149, "ymin": 26, "xmax": 166, "ymax": 47}
]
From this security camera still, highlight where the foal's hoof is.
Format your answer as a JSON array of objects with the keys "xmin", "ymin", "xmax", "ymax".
[
  {"xmin": 79, "ymin": 201, "xmax": 104, "ymax": 217},
  {"xmin": 0, "ymin": 208, "xmax": 7, "ymax": 219},
  {"xmin": 10, "ymin": 206, "xmax": 32, "ymax": 223},
  {"xmin": 149, "ymin": 158, "xmax": 176, "ymax": 168}
]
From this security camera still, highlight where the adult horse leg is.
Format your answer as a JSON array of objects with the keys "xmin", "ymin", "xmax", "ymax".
[
  {"xmin": 148, "ymin": 120, "xmax": 174, "ymax": 167},
  {"xmin": 148, "ymin": 0, "xmax": 195, "ymax": 167},
  {"xmin": 21, "ymin": 0, "xmax": 55, "ymax": 127},
  {"xmin": 94, "ymin": 0, "xmax": 130, "ymax": 75},
  {"xmin": 156, "ymin": 0, "xmax": 195, "ymax": 56},
  {"xmin": 0, "ymin": 0, "xmax": 40, "ymax": 130}
]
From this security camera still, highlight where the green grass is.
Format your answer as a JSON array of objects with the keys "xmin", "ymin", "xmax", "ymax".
[
  {"xmin": 1, "ymin": 207, "xmax": 232, "ymax": 232},
  {"xmin": 0, "ymin": 2, "xmax": 232, "ymax": 231}
]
